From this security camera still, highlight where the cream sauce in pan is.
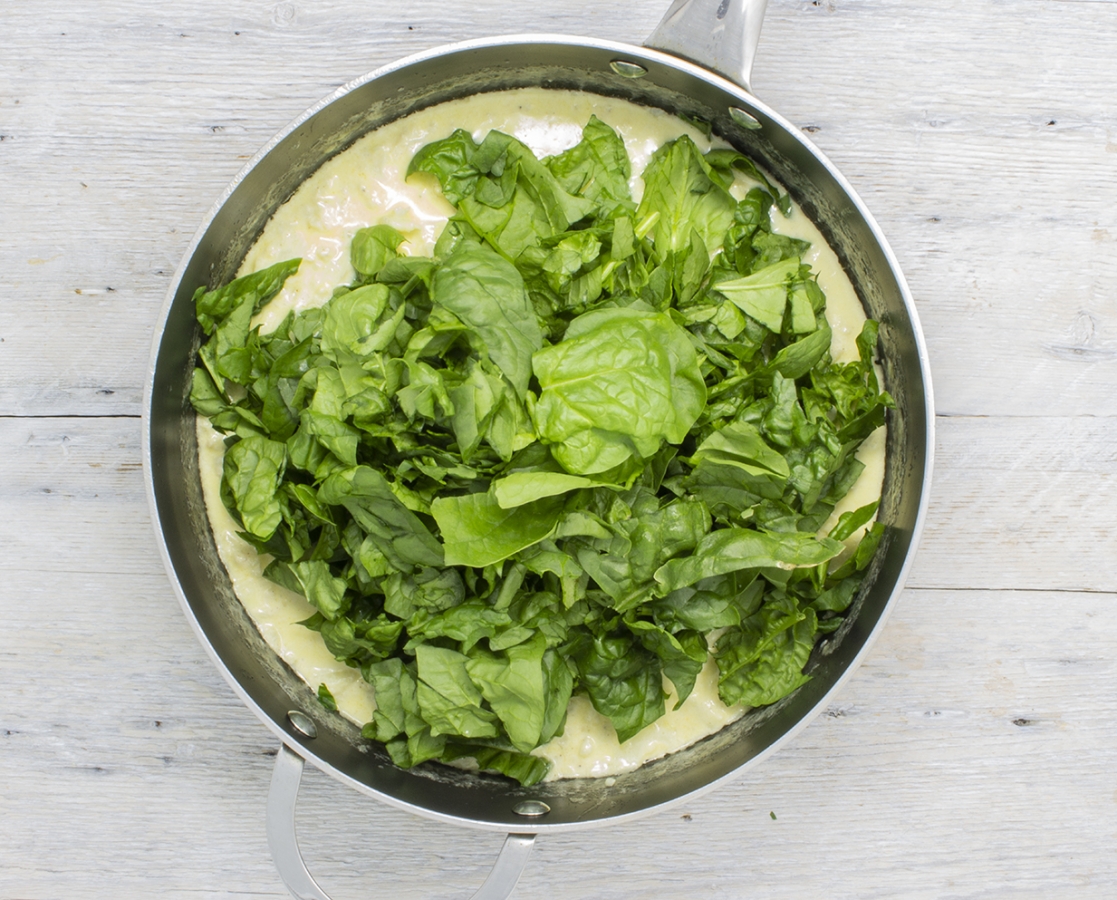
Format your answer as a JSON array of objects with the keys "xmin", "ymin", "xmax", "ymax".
[{"xmin": 197, "ymin": 87, "xmax": 884, "ymax": 780}]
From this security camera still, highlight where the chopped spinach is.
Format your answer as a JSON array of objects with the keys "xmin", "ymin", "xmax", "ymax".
[{"xmin": 191, "ymin": 117, "xmax": 893, "ymax": 786}]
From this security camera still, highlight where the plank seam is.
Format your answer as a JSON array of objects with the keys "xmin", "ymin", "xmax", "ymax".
[{"xmin": 904, "ymin": 585, "xmax": 1117, "ymax": 597}]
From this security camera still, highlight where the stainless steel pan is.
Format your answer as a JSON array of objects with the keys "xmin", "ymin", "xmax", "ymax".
[{"xmin": 145, "ymin": 1, "xmax": 934, "ymax": 896}]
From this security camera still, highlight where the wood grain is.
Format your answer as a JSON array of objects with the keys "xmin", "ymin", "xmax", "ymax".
[
  {"xmin": 4, "ymin": 1, "xmax": 1117, "ymax": 416},
  {"xmin": 4, "ymin": 0, "xmax": 1117, "ymax": 897},
  {"xmin": 6, "ymin": 574, "xmax": 1116, "ymax": 896}
]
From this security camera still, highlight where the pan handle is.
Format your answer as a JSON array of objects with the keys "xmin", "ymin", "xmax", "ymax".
[
  {"xmin": 267, "ymin": 743, "xmax": 537, "ymax": 900},
  {"xmin": 645, "ymin": 0, "xmax": 770, "ymax": 93}
]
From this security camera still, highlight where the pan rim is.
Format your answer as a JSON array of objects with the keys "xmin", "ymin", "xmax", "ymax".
[{"xmin": 143, "ymin": 32, "xmax": 934, "ymax": 834}]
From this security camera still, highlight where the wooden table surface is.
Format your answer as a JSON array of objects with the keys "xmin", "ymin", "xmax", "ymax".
[{"xmin": 4, "ymin": 1, "xmax": 1116, "ymax": 897}]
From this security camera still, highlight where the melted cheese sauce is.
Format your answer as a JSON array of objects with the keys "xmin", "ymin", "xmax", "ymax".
[{"xmin": 198, "ymin": 88, "xmax": 885, "ymax": 780}]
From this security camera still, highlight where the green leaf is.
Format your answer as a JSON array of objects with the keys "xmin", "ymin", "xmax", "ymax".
[
  {"xmin": 431, "ymin": 242, "xmax": 543, "ymax": 398},
  {"xmin": 318, "ymin": 466, "xmax": 444, "ymax": 570},
  {"xmin": 691, "ymin": 420, "xmax": 791, "ymax": 479},
  {"xmin": 384, "ymin": 567, "xmax": 464, "ymax": 618},
  {"xmin": 491, "ymin": 471, "xmax": 601, "ymax": 509},
  {"xmin": 406, "ymin": 129, "xmax": 481, "ymax": 205},
  {"xmin": 320, "ymin": 614, "xmax": 402, "ymax": 662},
  {"xmin": 572, "ymin": 632, "xmax": 664, "ymax": 743},
  {"xmin": 654, "ymin": 528, "xmax": 844, "ymax": 594},
  {"xmin": 828, "ymin": 522, "xmax": 886, "ymax": 581},
  {"xmin": 545, "ymin": 115, "xmax": 633, "ymax": 215},
  {"xmin": 351, "ymin": 224, "xmax": 405, "ymax": 278},
  {"xmin": 636, "ymin": 135, "xmax": 736, "ymax": 258},
  {"xmin": 628, "ymin": 620, "xmax": 707, "ymax": 707},
  {"xmin": 264, "ymin": 559, "xmax": 348, "ymax": 620},
  {"xmin": 222, "ymin": 436, "xmax": 287, "ymax": 539},
  {"xmin": 540, "ymin": 648, "xmax": 575, "ymax": 743},
  {"xmin": 189, "ymin": 367, "xmax": 228, "ymax": 417},
  {"xmin": 195, "ymin": 258, "xmax": 300, "ymax": 335},
  {"xmin": 625, "ymin": 497, "xmax": 712, "ymax": 584},
  {"xmin": 717, "ymin": 598, "xmax": 816, "ymax": 707},
  {"xmin": 415, "ymin": 645, "xmax": 501, "ymax": 740},
  {"xmin": 441, "ymin": 743, "xmax": 551, "ymax": 786},
  {"xmin": 418, "ymin": 128, "xmax": 595, "ymax": 262},
  {"xmin": 431, "ymin": 491, "xmax": 563, "ymax": 568},
  {"xmin": 320, "ymin": 284, "xmax": 392, "ymax": 358},
  {"xmin": 362, "ymin": 659, "xmax": 448, "ymax": 767},
  {"xmin": 299, "ymin": 409, "xmax": 359, "ymax": 467},
  {"xmin": 714, "ymin": 258, "xmax": 799, "ymax": 332},
  {"xmin": 828, "ymin": 500, "xmax": 880, "ymax": 542},
  {"xmin": 811, "ymin": 576, "xmax": 861, "ymax": 614},
  {"xmin": 768, "ymin": 322, "xmax": 832, "ymax": 380},
  {"xmin": 209, "ymin": 292, "xmax": 256, "ymax": 384},
  {"xmin": 362, "ymin": 658, "xmax": 414, "ymax": 742},
  {"xmin": 787, "ymin": 286, "xmax": 817, "ymax": 334},
  {"xmin": 531, "ymin": 308, "xmax": 706, "ymax": 474},
  {"xmin": 465, "ymin": 634, "xmax": 548, "ymax": 752},
  {"xmin": 650, "ymin": 572, "xmax": 762, "ymax": 633},
  {"xmin": 317, "ymin": 683, "xmax": 338, "ymax": 712},
  {"xmin": 406, "ymin": 600, "xmax": 513, "ymax": 654},
  {"xmin": 752, "ymin": 231, "xmax": 811, "ymax": 268}
]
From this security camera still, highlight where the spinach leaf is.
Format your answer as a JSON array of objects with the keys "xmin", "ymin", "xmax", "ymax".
[
  {"xmin": 491, "ymin": 471, "xmax": 601, "ymax": 508},
  {"xmin": 406, "ymin": 129, "xmax": 482, "ymax": 205},
  {"xmin": 415, "ymin": 644, "xmax": 501, "ymax": 740},
  {"xmin": 531, "ymin": 308, "xmax": 706, "ymax": 474},
  {"xmin": 572, "ymin": 632, "xmax": 665, "ymax": 743},
  {"xmin": 649, "ymin": 571, "xmax": 763, "ymax": 633},
  {"xmin": 545, "ymin": 115, "xmax": 633, "ymax": 216},
  {"xmin": 351, "ymin": 224, "xmax": 405, "ymax": 278},
  {"xmin": 319, "ymin": 614, "xmax": 402, "ymax": 663},
  {"xmin": 222, "ymin": 436, "xmax": 287, "ymax": 539},
  {"xmin": 441, "ymin": 742, "xmax": 551, "ymax": 786},
  {"xmin": 654, "ymin": 528, "xmax": 844, "ymax": 594},
  {"xmin": 829, "ymin": 500, "xmax": 880, "ymax": 542},
  {"xmin": 264, "ymin": 559, "xmax": 348, "ymax": 620},
  {"xmin": 384, "ymin": 567, "xmax": 464, "ymax": 618},
  {"xmin": 431, "ymin": 491, "xmax": 563, "ymax": 568},
  {"xmin": 691, "ymin": 420, "xmax": 790, "ymax": 479},
  {"xmin": 716, "ymin": 597, "xmax": 817, "ymax": 707},
  {"xmin": 431, "ymin": 242, "xmax": 543, "ymax": 398},
  {"xmin": 318, "ymin": 466, "xmax": 444, "ymax": 570},
  {"xmin": 637, "ymin": 134, "xmax": 736, "ymax": 257},
  {"xmin": 465, "ymin": 634, "xmax": 550, "ymax": 752},
  {"xmin": 320, "ymin": 284, "xmax": 392, "ymax": 358},
  {"xmin": 768, "ymin": 322, "xmax": 832, "ymax": 380},
  {"xmin": 628, "ymin": 620, "xmax": 707, "ymax": 707},
  {"xmin": 362, "ymin": 658, "xmax": 448, "ymax": 767},
  {"xmin": 714, "ymin": 258, "xmax": 800, "ymax": 332},
  {"xmin": 194, "ymin": 258, "xmax": 300, "ymax": 335},
  {"xmin": 317, "ymin": 683, "xmax": 338, "ymax": 712}
]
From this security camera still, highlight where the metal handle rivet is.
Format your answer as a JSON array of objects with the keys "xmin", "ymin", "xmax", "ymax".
[
  {"xmin": 729, "ymin": 106, "xmax": 762, "ymax": 130},
  {"xmin": 512, "ymin": 800, "xmax": 551, "ymax": 817},
  {"xmin": 286, "ymin": 710, "xmax": 318, "ymax": 739},
  {"xmin": 610, "ymin": 59, "xmax": 648, "ymax": 78}
]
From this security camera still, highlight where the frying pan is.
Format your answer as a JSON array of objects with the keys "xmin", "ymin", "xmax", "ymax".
[{"xmin": 144, "ymin": 1, "xmax": 934, "ymax": 896}]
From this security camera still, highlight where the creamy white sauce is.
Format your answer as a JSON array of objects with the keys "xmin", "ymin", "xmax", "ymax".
[{"xmin": 198, "ymin": 87, "xmax": 885, "ymax": 780}]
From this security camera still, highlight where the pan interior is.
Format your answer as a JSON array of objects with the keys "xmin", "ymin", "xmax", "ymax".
[{"xmin": 148, "ymin": 38, "xmax": 929, "ymax": 832}]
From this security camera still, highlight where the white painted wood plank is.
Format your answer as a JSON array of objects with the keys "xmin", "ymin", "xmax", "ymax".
[
  {"xmin": 908, "ymin": 415, "xmax": 1117, "ymax": 592},
  {"xmin": 755, "ymin": 0, "xmax": 1117, "ymax": 420},
  {"xmin": 2, "ymin": 413, "xmax": 1116, "ymax": 894},
  {"xmin": 5, "ymin": 581, "xmax": 1116, "ymax": 896},
  {"xmin": 4, "ymin": 0, "xmax": 1117, "ymax": 897},
  {"xmin": 4, "ymin": 414, "xmax": 1114, "ymax": 593},
  {"xmin": 3, "ymin": 0, "xmax": 1117, "ymax": 416}
]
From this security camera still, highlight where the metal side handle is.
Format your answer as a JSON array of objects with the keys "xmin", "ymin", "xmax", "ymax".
[
  {"xmin": 267, "ymin": 744, "xmax": 537, "ymax": 900},
  {"xmin": 645, "ymin": 0, "xmax": 771, "ymax": 93}
]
